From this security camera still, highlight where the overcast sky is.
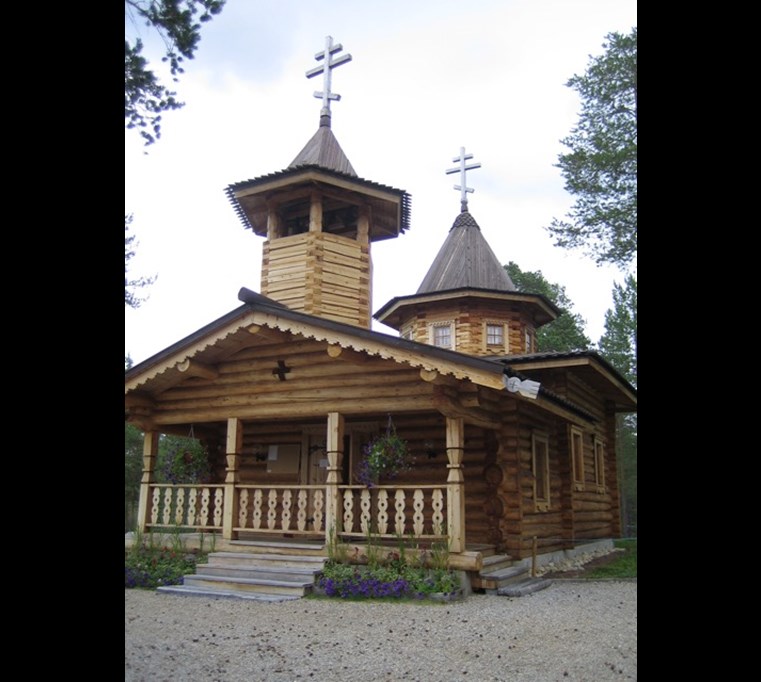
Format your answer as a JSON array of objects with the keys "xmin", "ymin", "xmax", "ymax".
[{"xmin": 125, "ymin": 0, "xmax": 637, "ymax": 366}]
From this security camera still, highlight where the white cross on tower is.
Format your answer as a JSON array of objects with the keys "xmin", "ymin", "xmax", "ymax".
[
  {"xmin": 446, "ymin": 147, "xmax": 481, "ymax": 212},
  {"xmin": 306, "ymin": 36, "xmax": 352, "ymax": 124}
]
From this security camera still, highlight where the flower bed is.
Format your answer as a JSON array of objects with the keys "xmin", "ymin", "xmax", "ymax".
[{"xmin": 316, "ymin": 561, "xmax": 462, "ymax": 601}]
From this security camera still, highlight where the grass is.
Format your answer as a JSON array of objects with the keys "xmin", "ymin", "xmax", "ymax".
[{"xmin": 583, "ymin": 538, "xmax": 637, "ymax": 579}]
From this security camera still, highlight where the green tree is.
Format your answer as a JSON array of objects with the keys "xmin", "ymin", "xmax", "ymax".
[
  {"xmin": 598, "ymin": 275, "xmax": 637, "ymax": 536},
  {"xmin": 125, "ymin": 422, "xmax": 144, "ymax": 531},
  {"xmin": 125, "ymin": 214, "xmax": 156, "ymax": 309},
  {"xmin": 505, "ymin": 261, "xmax": 591, "ymax": 352},
  {"xmin": 125, "ymin": 0, "xmax": 226, "ymax": 146},
  {"xmin": 547, "ymin": 28, "xmax": 637, "ymax": 268},
  {"xmin": 598, "ymin": 275, "xmax": 637, "ymax": 386}
]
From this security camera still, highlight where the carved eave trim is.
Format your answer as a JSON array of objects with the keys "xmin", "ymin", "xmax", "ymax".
[
  {"xmin": 251, "ymin": 311, "xmax": 505, "ymax": 391},
  {"xmin": 232, "ymin": 170, "xmax": 403, "ymax": 205},
  {"xmin": 125, "ymin": 311, "xmax": 264, "ymax": 394}
]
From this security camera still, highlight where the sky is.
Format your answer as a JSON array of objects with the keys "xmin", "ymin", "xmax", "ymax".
[{"xmin": 125, "ymin": 0, "xmax": 637, "ymax": 366}]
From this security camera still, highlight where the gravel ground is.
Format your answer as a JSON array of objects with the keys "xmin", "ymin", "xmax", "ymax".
[{"xmin": 125, "ymin": 580, "xmax": 636, "ymax": 681}]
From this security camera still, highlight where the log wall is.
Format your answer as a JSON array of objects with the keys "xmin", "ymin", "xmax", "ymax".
[
  {"xmin": 261, "ymin": 232, "xmax": 371, "ymax": 327},
  {"xmin": 403, "ymin": 300, "xmax": 535, "ymax": 356}
]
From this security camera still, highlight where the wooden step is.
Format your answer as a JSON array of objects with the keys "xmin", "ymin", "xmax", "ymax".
[{"xmin": 160, "ymin": 544, "xmax": 328, "ymax": 602}]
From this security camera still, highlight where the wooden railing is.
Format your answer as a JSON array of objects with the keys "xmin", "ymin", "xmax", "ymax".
[
  {"xmin": 146, "ymin": 484, "xmax": 225, "ymax": 531},
  {"xmin": 234, "ymin": 485, "xmax": 326, "ymax": 535},
  {"xmin": 337, "ymin": 485, "xmax": 447, "ymax": 540},
  {"xmin": 144, "ymin": 483, "xmax": 450, "ymax": 543},
  {"xmin": 232, "ymin": 484, "xmax": 448, "ymax": 541}
]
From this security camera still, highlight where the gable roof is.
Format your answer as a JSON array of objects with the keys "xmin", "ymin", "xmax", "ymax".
[{"xmin": 126, "ymin": 288, "xmax": 636, "ymax": 422}]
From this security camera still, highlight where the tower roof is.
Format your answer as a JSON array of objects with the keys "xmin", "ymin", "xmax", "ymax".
[
  {"xmin": 416, "ymin": 210, "xmax": 517, "ymax": 293},
  {"xmin": 287, "ymin": 121, "xmax": 357, "ymax": 176}
]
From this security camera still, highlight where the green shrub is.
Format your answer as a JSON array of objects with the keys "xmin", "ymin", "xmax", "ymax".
[{"xmin": 125, "ymin": 545, "xmax": 205, "ymax": 589}]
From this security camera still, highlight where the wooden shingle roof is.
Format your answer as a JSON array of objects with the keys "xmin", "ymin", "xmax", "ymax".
[
  {"xmin": 416, "ymin": 211, "xmax": 516, "ymax": 294},
  {"xmin": 287, "ymin": 122, "xmax": 356, "ymax": 176}
]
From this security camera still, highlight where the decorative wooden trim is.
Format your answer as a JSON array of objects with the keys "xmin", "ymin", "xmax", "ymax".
[
  {"xmin": 570, "ymin": 426, "xmax": 585, "ymax": 491},
  {"xmin": 531, "ymin": 430, "xmax": 550, "ymax": 512}
]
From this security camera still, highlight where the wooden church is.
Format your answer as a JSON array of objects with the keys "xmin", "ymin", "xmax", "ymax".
[{"xmin": 125, "ymin": 36, "xmax": 637, "ymax": 581}]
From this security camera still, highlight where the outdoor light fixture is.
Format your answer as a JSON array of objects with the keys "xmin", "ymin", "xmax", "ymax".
[
  {"xmin": 502, "ymin": 374, "xmax": 541, "ymax": 400},
  {"xmin": 424, "ymin": 440, "xmax": 438, "ymax": 459}
]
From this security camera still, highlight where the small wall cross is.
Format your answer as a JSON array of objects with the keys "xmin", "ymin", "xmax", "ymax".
[
  {"xmin": 306, "ymin": 35, "xmax": 352, "ymax": 120},
  {"xmin": 446, "ymin": 147, "xmax": 481, "ymax": 211}
]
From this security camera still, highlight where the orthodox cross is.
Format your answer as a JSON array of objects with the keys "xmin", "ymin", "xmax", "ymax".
[
  {"xmin": 446, "ymin": 147, "xmax": 481, "ymax": 212},
  {"xmin": 272, "ymin": 360, "xmax": 291, "ymax": 381},
  {"xmin": 306, "ymin": 35, "xmax": 352, "ymax": 122}
]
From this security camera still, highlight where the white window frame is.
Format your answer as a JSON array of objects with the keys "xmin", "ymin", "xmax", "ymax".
[
  {"xmin": 484, "ymin": 322, "xmax": 507, "ymax": 352},
  {"xmin": 429, "ymin": 321, "xmax": 454, "ymax": 349},
  {"xmin": 532, "ymin": 431, "xmax": 550, "ymax": 512}
]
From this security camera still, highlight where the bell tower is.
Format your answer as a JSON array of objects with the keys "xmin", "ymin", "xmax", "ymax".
[{"xmin": 226, "ymin": 36, "xmax": 411, "ymax": 328}]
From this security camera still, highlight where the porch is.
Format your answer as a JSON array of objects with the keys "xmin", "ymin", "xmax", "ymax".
[{"xmin": 133, "ymin": 414, "xmax": 484, "ymax": 571}]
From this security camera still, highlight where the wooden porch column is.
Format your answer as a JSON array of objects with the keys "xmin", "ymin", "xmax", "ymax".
[
  {"xmin": 222, "ymin": 418, "xmax": 243, "ymax": 540},
  {"xmin": 325, "ymin": 412, "xmax": 345, "ymax": 542},
  {"xmin": 446, "ymin": 417, "xmax": 466, "ymax": 553},
  {"xmin": 137, "ymin": 431, "xmax": 159, "ymax": 533}
]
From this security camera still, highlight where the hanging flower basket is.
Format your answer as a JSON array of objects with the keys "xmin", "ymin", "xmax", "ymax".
[{"xmin": 357, "ymin": 416, "xmax": 413, "ymax": 486}]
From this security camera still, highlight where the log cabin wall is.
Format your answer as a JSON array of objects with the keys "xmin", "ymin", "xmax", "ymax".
[
  {"xmin": 604, "ymin": 410, "xmax": 622, "ymax": 538},
  {"xmin": 512, "ymin": 403, "xmax": 566, "ymax": 558},
  {"xmin": 401, "ymin": 299, "xmax": 536, "ymax": 356},
  {"xmin": 261, "ymin": 232, "xmax": 371, "ymax": 327},
  {"xmin": 144, "ymin": 337, "xmax": 437, "ymax": 426},
  {"xmin": 523, "ymin": 371, "xmax": 620, "ymax": 544},
  {"xmin": 485, "ymin": 401, "xmax": 522, "ymax": 555}
]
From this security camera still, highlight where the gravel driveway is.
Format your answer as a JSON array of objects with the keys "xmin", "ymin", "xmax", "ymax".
[{"xmin": 125, "ymin": 580, "xmax": 636, "ymax": 681}]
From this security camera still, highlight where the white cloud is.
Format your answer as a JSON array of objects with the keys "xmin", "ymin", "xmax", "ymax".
[{"xmin": 125, "ymin": 0, "xmax": 637, "ymax": 364}]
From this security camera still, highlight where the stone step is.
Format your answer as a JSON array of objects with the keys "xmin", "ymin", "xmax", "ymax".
[
  {"xmin": 156, "ymin": 584, "xmax": 302, "ymax": 602},
  {"xmin": 182, "ymin": 573, "xmax": 315, "ymax": 596},
  {"xmin": 497, "ymin": 578, "xmax": 552, "ymax": 597}
]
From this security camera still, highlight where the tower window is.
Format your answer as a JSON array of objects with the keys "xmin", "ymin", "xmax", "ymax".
[
  {"xmin": 430, "ymin": 322, "xmax": 453, "ymax": 349},
  {"xmin": 486, "ymin": 324, "xmax": 503, "ymax": 345}
]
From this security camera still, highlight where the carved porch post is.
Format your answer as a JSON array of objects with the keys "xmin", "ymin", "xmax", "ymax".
[
  {"xmin": 137, "ymin": 431, "xmax": 159, "ymax": 533},
  {"xmin": 222, "ymin": 418, "xmax": 243, "ymax": 540},
  {"xmin": 325, "ymin": 412, "xmax": 345, "ymax": 543},
  {"xmin": 446, "ymin": 417, "xmax": 466, "ymax": 553}
]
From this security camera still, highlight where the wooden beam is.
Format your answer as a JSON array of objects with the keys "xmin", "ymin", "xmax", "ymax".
[
  {"xmin": 432, "ymin": 387, "xmax": 500, "ymax": 430},
  {"xmin": 325, "ymin": 344, "xmax": 369, "ymax": 364},
  {"xmin": 176, "ymin": 359, "xmax": 219, "ymax": 380},
  {"xmin": 125, "ymin": 393, "xmax": 155, "ymax": 409},
  {"xmin": 420, "ymin": 368, "xmax": 438, "ymax": 382}
]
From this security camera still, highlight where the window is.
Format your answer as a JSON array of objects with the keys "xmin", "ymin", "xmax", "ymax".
[
  {"xmin": 430, "ymin": 322, "xmax": 453, "ymax": 349},
  {"xmin": 525, "ymin": 329, "xmax": 533, "ymax": 353},
  {"xmin": 571, "ymin": 427, "xmax": 584, "ymax": 491},
  {"xmin": 593, "ymin": 437, "xmax": 605, "ymax": 492},
  {"xmin": 401, "ymin": 327, "xmax": 413, "ymax": 341},
  {"xmin": 486, "ymin": 324, "xmax": 503, "ymax": 345},
  {"xmin": 532, "ymin": 431, "xmax": 550, "ymax": 512}
]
